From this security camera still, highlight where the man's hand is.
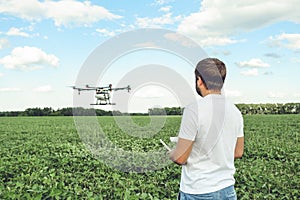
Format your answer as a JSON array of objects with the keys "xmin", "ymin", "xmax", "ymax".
[
  {"xmin": 169, "ymin": 138, "xmax": 194, "ymax": 165},
  {"xmin": 234, "ymin": 137, "xmax": 244, "ymax": 159}
]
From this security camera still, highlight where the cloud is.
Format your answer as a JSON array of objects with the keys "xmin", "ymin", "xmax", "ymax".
[
  {"xmin": 240, "ymin": 68, "xmax": 259, "ymax": 76},
  {"xmin": 0, "ymin": 87, "xmax": 21, "ymax": 92},
  {"xmin": 0, "ymin": 0, "xmax": 122, "ymax": 27},
  {"xmin": 0, "ymin": 38, "xmax": 9, "ymax": 49},
  {"xmin": 33, "ymin": 85, "xmax": 53, "ymax": 92},
  {"xmin": 222, "ymin": 51, "xmax": 231, "ymax": 56},
  {"xmin": 136, "ymin": 13, "xmax": 182, "ymax": 28},
  {"xmin": 159, "ymin": 6, "xmax": 172, "ymax": 12},
  {"xmin": 164, "ymin": 33, "xmax": 198, "ymax": 47},
  {"xmin": 263, "ymin": 71, "xmax": 273, "ymax": 75},
  {"xmin": 134, "ymin": 86, "xmax": 165, "ymax": 98},
  {"xmin": 96, "ymin": 28, "xmax": 115, "ymax": 37},
  {"xmin": 0, "ymin": 0, "xmax": 44, "ymax": 21},
  {"xmin": 154, "ymin": 0, "xmax": 174, "ymax": 5},
  {"xmin": 237, "ymin": 58, "xmax": 270, "ymax": 77},
  {"xmin": 268, "ymin": 33, "xmax": 300, "ymax": 50},
  {"xmin": 268, "ymin": 92, "xmax": 286, "ymax": 98},
  {"xmin": 0, "ymin": 72, "xmax": 3, "ymax": 77},
  {"xmin": 0, "ymin": 46, "xmax": 59, "ymax": 70},
  {"xmin": 236, "ymin": 58, "xmax": 270, "ymax": 68},
  {"xmin": 211, "ymin": 50, "xmax": 231, "ymax": 56},
  {"xmin": 224, "ymin": 89, "xmax": 242, "ymax": 97},
  {"xmin": 134, "ymin": 42, "xmax": 160, "ymax": 48},
  {"xmin": 199, "ymin": 37, "xmax": 239, "ymax": 47},
  {"xmin": 264, "ymin": 53, "xmax": 281, "ymax": 58},
  {"xmin": 177, "ymin": 0, "xmax": 300, "ymax": 46},
  {"xmin": 291, "ymin": 58, "xmax": 300, "ymax": 63},
  {"xmin": 6, "ymin": 27, "xmax": 29, "ymax": 37},
  {"xmin": 293, "ymin": 93, "xmax": 300, "ymax": 98}
]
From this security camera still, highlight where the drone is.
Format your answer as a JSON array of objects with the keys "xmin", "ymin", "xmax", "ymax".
[{"xmin": 71, "ymin": 84, "xmax": 131, "ymax": 105}]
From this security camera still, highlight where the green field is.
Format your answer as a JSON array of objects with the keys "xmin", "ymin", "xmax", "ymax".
[{"xmin": 0, "ymin": 115, "xmax": 299, "ymax": 199}]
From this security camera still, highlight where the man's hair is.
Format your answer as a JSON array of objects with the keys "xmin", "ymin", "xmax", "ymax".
[{"xmin": 195, "ymin": 58, "xmax": 226, "ymax": 91}]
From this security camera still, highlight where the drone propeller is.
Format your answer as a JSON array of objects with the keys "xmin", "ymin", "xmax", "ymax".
[
  {"xmin": 68, "ymin": 86, "xmax": 81, "ymax": 94},
  {"xmin": 127, "ymin": 85, "xmax": 131, "ymax": 92}
]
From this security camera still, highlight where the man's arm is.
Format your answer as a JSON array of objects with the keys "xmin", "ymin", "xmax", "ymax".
[
  {"xmin": 234, "ymin": 136, "xmax": 244, "ymax": 159},
  {"xmin": 169, "ymin": 138, "xmax": 194, "ymax": 165}
]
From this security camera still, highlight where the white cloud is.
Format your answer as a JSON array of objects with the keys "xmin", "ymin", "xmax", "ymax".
[
  {"xmin": 154, "ymin": 0, "xmax": 174, "ymax": 5},
  {"xmin": 0, "ymin": 87, "xmax": 21, "ymax": 92},
  {"xmin": 33, "ymin": 85, "xmax": 53, "ymax": 92},
  {"xmin": 134, "ymin": 42, "xmax": 160, "ymax": 48},
  {"xmin": 293, "ymin": 93, "xmax": 300, "ymax": 98},
  {"xmin": 199, "ymin": 37, "xmax": 239, "ymax": 47},
  {"xmin": 96, "ymin": 28, "xmax": 115, "ymax": 37},
  {"xmin": 224, "ymin": 89, "xmax": 242, "ymax": 97},
  {"xmin": 134, "ymin": 86, "xmax": 165, "ymax": 98},
  {"xmin": 178, "ymin": 0, "xmax": 300, "ymax": 46},
  {"xmin": 45, "ymin": 1, "xmax": 122, "ymax": 27},
  {"xmin": 159, "ymin": 6, "xmax": 171, "ymax": 12},
  {"xmin": 0, "ymin": 0, "xmax": 122, "ymax": 27},
  {"xmin": 268, "ymin": 33, "xmax": 300, "ymax": 50},
  {"xmin": 291, "ymin": 58, "xmax": 300, "ymax": 63},
  {"xmin": 236, "ymin": 58, "xmax": 270, "ymax": 68},
  {"xmin": 0, "ymin": 0, "xmax": 44, "ymax": 21},
  {"xmin": 164, "ymin": 33, "xmax": 198, "ymax": 47},
  {"xmin": 263, "ymin": 71, "xmax": 273, "ymax": 75},
  {"xmin": 268, "ymin": 92, "xmax": 286, "ymax": 98},
  {"xmin": 240, "ymin": 68, "xmax": 259, "ymax": 76},
  {"xmin": 0, "ymin": 46, "xmax": 59, "ymax": 70},
  {"xmin": 6, "ymin": 27, "xmax": 29, "ymax": 37},
  {"xmin": 0, "ymin": 38, "xmax": 9, "ymax": 49},
  {"xmin": 211, "ymin": 50, "xmax": 231, "ymax": 56},
  {"xmin": 0, "ymin": 72, "xmax": 3, "ymax": 77},
  {"xmin": 136, "ymin": 13, "xmax": 182, "ymax": 28},
  {"xmin": 264, "ymin": 53, "xmax": 281, "ymax": 58}
]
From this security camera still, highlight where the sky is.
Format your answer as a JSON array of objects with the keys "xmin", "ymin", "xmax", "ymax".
[{"xmin": 0, "ymin": 0, "xmax": 300, "ymax": 112}]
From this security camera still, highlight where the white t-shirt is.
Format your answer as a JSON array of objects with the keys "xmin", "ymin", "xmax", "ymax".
[{"xmin": 178, "ymin": 94, "xmax": 244, "ymax": 194}]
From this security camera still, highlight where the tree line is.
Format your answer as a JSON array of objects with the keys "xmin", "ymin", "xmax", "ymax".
[
  {"xmin": 235, "ymin": 103, "xmax": 300, "ymax": 115},
  {"xmin": 0, "ymin": 103, "xmax": 299, "ymax": 117},
  {"xmin": 0, "ymin": 107, "xmax": 112, "ymax": 117},
  {"xmin": 148, "ymin": 103, "xmax": 300, "ymax": 115}
]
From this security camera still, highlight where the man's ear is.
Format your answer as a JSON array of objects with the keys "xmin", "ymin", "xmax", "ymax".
[{"xmin": 197, "ymin": 76, "xmax": 203, "ymax": 86}]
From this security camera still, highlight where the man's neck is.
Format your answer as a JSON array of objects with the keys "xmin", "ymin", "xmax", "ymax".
[{"xmin": 202, "ymin": 90, "xmax": 221, "ymax": 97}]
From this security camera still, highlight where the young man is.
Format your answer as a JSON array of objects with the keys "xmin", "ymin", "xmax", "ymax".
[{"xmin": 169, "ymin": 58, "xmax": 244, "ymax": 200}]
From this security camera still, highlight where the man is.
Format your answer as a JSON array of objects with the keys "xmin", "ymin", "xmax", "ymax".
[{"xmin": 169, "ymin": 58, "xmax": 244, "ymax": 200}]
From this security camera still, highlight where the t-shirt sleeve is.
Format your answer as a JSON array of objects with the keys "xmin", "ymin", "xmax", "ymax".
[
  {"xmin": 237, "ymin": 114, "xmax": 244, "ymax": 138},
  {"xmin": 178, "ymin": 107, "xmax": 198, "ymax": 141}
]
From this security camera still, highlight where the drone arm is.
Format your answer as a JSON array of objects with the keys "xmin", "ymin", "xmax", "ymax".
[{"xmin": 111, "ymin": 85, "xmax": 131, "ymax": 92}]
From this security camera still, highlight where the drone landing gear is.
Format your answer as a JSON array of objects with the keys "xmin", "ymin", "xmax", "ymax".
[{"xmin": 90, "ymin": 103, "xmax": 116, "ymax": 105}]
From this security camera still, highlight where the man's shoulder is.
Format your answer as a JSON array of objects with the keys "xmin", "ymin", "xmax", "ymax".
[
  {"xmin": 225, "ymin": 99, "xmax": 242, "ymax": 114},
  {"xmin": 225, "ymin": 101, "xmax": 243, "ymax": 121},
  {"xmin": 184, "ymin": 96, "xmax": 242, "ymax": 115},
  {"xmin": 184, "ymin": 98, "xmax": 205, "ymax": 111}
]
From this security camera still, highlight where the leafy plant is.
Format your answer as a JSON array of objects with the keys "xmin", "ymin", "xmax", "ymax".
[{"xmin": 0, "ymin": 115, "xmax": 299, "ymax": 199}]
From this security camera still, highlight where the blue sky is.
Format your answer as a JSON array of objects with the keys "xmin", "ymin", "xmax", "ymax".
[{"xmin": 0, "ymin": 0, "xmax": 300, "ymax": 112}]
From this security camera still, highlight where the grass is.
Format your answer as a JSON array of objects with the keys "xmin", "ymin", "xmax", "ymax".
[{"xmin": 0, "ymin": 115, "xmax": 299, "ymax": 199}]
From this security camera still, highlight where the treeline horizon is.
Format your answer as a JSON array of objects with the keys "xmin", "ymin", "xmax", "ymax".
[{"xmin": 1, "ymin": 103, "xmax": 300, "ymax": 117}]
